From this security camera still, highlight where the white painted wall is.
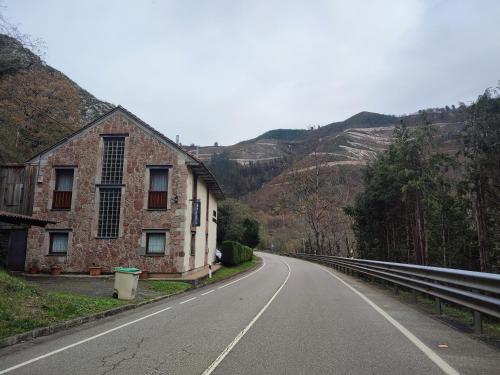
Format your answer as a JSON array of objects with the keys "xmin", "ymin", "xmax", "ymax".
[{"xmin": 181, "ymin": 170, "xmax": 219, "ymax": 272}]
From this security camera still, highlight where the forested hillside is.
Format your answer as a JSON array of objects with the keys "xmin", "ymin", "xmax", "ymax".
[
  {"xmin": 0, "ymin": 34, "xmax": 113, "ymax": 163},
  {"xmin": 346, "ymin": 91, "xmax": 500, "ymax": 272}
]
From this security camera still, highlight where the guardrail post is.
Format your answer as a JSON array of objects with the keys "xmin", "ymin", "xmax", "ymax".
[
  {"xmin": 434, "ymin": 297, "xmax": 442, "ymax": 315},
  {"xmin": 410, "ymin": 289, "xmax": 417, "ymax": 304},
  {"xmin": 473, "ymin": 311, "xmax": 483, "ymax": 335}
]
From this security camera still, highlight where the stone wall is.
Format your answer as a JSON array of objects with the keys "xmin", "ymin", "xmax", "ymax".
[{"xmin": 26, "ymin": 111, "xmax": 193, "ymax": 274}]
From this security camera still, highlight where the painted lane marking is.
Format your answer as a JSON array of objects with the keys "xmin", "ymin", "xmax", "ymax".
[
  {"xmin": 201, "ymin": 289, "xmax": 215, "ymax": 296},
  {"xmin": 0, "ymin": 255, "xmax": 269, "ymax": 375},
  {"xmin": 218, "ymin": 257, "xmax": 266, "ymax": 290},
  {"xmin": 179, "ymin": 297, "xmax": 197, "ymax": 305},
  {"xmin": 0, "ymin": 306, "xmax": 173, "ymax": 375},
  {"xmin": 318, "ymin": 265, "xmax": 459, "ymax": 375},
  {"xmin": 202, "ymin": 259, "xmax": 291, "ymax": 375}
]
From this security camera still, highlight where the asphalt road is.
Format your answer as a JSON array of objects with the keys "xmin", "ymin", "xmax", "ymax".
[{"xmin": 0, "ymin": 252, "xmax": 499, "ymax": 374}]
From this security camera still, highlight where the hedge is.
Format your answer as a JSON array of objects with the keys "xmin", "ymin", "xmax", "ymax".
[{"xmin": 221, "ymin": 241, "xmax": 253, "ymax": 266}]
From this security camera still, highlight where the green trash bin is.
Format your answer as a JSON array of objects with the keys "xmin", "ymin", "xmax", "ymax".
[{"xmin": 113, "ymin": 267, "xmax": 141, "ymax": 300}]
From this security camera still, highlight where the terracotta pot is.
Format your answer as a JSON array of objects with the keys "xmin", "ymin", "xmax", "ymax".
[
  {"xmin": 139, "ymin": 271, "xmax": 149, "ymax": 280},
  {"xmin": 88, "ymin": 266, "xmax": 102, "ymax": 276},
  {"xmin": 51, "ymin": 266, "xmax": 62, "ymax": 276},
  {"xmin": 29, "ymin": 267, "xmax": 39, "ymax": 274}
]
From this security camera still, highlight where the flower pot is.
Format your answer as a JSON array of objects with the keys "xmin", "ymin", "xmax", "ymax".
[
  {"xmin": 88, "ymin": 266, "xmax": 102, "ymax": 276},
  {"xmin": 139, "ymin": 271, "xmax": 149, "ymax": 280},
  {"xmin": 51, "ymin": 266, "xmax": 62, "ymax": 276},
  {"xmin": 29, "ymin": 267, "xmax": 39, "ymax": 274}
]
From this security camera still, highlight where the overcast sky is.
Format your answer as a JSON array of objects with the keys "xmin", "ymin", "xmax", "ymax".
[{"xmin": 4, "ymin": 0, "xmax": 500, "ymax": 145}]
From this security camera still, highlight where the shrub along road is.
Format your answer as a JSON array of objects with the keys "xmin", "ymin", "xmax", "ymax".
[{"xmin": 0, "ymin": 253, "xmax": 498, "ymax": 374}]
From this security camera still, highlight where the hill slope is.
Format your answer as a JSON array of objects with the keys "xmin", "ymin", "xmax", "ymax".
[{"xmin": 0, "ymin": 34, "xmax": 114, "ymax": 163}]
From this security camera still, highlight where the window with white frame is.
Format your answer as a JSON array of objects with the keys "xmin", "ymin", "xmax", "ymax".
[
  {"xmin": 146, "ymin": 232, "xmax": 167, "ymax": 254},
  {"xmin": 148, "ymin": 168, "xmax": 169, "ymax": 209},
  {"xmin": 49, "ymin": 232, "xmax": 69, "ymax": 254}
]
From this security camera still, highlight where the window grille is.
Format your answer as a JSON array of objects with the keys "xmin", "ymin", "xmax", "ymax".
[
  {"xmin": 101, "ymin": 137, "xmax": 125, "ymax": 185},
  {"xmin": 98, "ymin": 188, "xmax": 121, "ymax": 238}
]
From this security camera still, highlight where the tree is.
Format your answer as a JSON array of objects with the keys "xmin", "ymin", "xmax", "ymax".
[
  {"xmin": 0, "ymin": 67, "xmax": 81, "ymax": 162},
  {"xmin": 346, "ymin": 116, "xmax": 465, "ymax": 266},
  {"xmin": 242, "ymin": 218, "xmax": 260, "ymax": 248},
  {"xmin": 217, "ymin": 198, "xmax": 261, "ymax": 247},
  {"xmin": 463, "ymin": 88, "xmax": 500, "ymax": 272}
]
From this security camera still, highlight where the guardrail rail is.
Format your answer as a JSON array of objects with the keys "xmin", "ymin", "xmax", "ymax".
[{"xmin": 289, "ymin": 253, "xmax": 500, "ymax": 334}]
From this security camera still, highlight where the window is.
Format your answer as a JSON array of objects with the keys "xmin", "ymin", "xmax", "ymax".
[
  {"xmin": 52, "ymin": 169, "xmax": 74, "ymax": 210},
  {"xmin": 191, "ymin": 199, "xmax": 201, "ymax": 226},
  {"xmin": 146, "ymin": 233, "xmax": 166, "ymax": 254},
  {"xmin": 190, "ymin": 232, "xmax": 196, "ymax": 256},
  {"xmin": 98, "ymin": 188, "xmax": 121, "ymax": 238},
  {"xmin": 101, "ymin": 137, "xmax": 125, "ymax": 185},
  {"xmin": 148, "ymin": 169, "xmax": 168, "ymax": 209},
  {"xmin": 5, "ymin": 183, "xmax": 23, "ymax": 206},
  {"xmin": 49, "ymin": 232, "xmax": 69, "ymax": 254},
  {"xmin": 98, "ymin": 137, "xmax": 125, "ymax": 238}
]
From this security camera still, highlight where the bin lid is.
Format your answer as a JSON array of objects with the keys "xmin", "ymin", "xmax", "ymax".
[{"xmin": 113, "ymin": 267, "xmax": 141, "ymax": 274}]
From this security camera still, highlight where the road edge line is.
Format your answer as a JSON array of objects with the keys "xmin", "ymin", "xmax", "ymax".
[
  {"xmin": 318, "ymin": 265, "xmax": 460, "ymax": 375},
  {"xmin": 0, "ymin": 306, "xmax": 172, "ymax": 375},
  {"xmin": 217, "ymin": 256, "xmax": 266, "ymax": 289},
  {"xmin": 202, "ymin": 259, "xmax": 291, "ymax": 375}
]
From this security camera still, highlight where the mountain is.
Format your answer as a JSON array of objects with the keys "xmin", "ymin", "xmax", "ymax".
[{"xmin": 0, "ymin": 34, "xmax": 114, "ymax": 163}]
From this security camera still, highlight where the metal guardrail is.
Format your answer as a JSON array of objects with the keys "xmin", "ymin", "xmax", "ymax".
[{"xmin": 289, "ymin": 253, "xmax": 500, "ymax": 334}]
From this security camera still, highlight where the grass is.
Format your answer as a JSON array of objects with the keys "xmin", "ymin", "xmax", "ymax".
[
  {"xmin": 203, "ymin": 256, "xmax": 259, "ymax": 285},
  {"xmin": 0, "ymin": 270, "xmax": 126, "ymax": 340},
  {"xmin": 145, "ymin": 280, "xmax": 192, "ymax": 294},
  {"xmin": 0, "ymin": 256, "xmax": 260, "ymax": 341}
]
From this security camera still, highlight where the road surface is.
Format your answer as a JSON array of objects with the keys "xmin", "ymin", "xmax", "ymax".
[{"xmin": 0, "ymin": 252, "xmax": 498, "ymax": 374}]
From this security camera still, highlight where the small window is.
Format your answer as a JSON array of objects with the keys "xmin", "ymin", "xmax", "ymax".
[
  {"xmin": 49, "ymin": 232, "xmax": 69, "ymax": 254},
  {"xmin": 148, "ymin": 169, "xmax": 168, "ymax": 209},
  {"xmin": 53, "ymin": 169, "xmax": 74, "ymax": 210},
  {"xmin": 146, "ymin": 233, "xmax": 166, "ymax": 254},
  {"xmin": 191, "ymin": 200, "xmax": 201, "ymax": 226},
  {"xmin": 5, "ymin": 183, "xmax": 23, "ymax": 206},
  {"xmin": 190, "ymin": 232, "xmax": 196, "ymax": 256}
]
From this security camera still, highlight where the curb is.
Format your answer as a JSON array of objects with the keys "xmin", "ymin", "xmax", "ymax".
[{"xmin": 0, "ymin": 258, "xmax": 262, "ymax": 349}]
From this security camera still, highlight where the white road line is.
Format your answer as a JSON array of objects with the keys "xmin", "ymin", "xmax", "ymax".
[
  {"xmin": 179, "ymin": 297, "xmax": 197, "ymax": 305},
  {"xmin": 218, "ymin": 257, "xmax": 266, "ymax": 289},
  {"xmin": 318, "ymin": 266, "xmax": 460, "ymax": 375},
  {"xmin": 202, "ymin": 259, "xmax": 291, "ymax": 375},
  {"xmin": 0, "ymin": 306, "xmax": 173, "ymax": 375},
  {"xmin": 201, "ymin": 289, "xmax": 215, "ymax": 296}
]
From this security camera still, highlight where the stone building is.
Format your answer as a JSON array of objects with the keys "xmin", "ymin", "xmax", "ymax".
[{"xmin": 24, "ymin": 106, "xmax": 223, "ymax": 276}]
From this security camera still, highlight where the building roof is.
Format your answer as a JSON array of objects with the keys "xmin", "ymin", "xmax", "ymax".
[
  {"xmin": 27, "ymin": 106, "xmax": 224, "ymax": 200},
  {"xmin": 0, "ymin": 210, "xmax": 56, "ymax": 227}
]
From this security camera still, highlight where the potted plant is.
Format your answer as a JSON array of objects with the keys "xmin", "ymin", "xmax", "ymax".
[
  {"xmin": 28, "ymin": 260, "xmax": 39, "ymax": 274},
  {"xmin": 88, "ymin": 263, "xmax": 102, "ymax": 276},
  {"xmin": 51, "ymin": 264, "xmax": 63, "ymax": 276}
]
